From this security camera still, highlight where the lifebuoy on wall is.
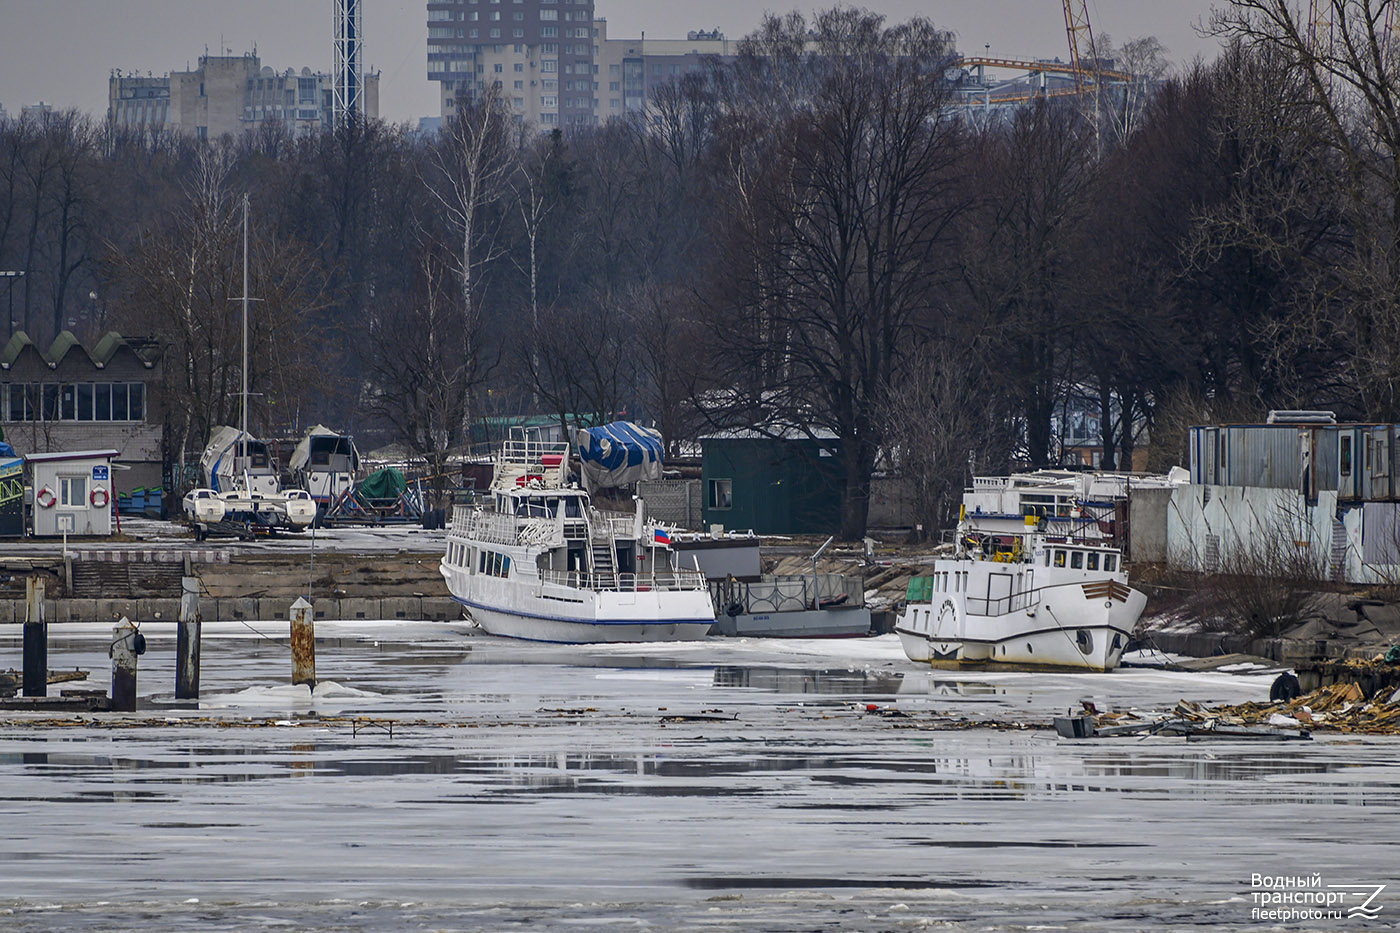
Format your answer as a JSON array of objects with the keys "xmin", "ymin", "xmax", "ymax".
[
  {"xmin": 90, "ymin": 487, "xmax": 109, "ymax": 510},
  {"xmin": 35, "ymin": 486, "xmax": 56, "ymax": 509}
]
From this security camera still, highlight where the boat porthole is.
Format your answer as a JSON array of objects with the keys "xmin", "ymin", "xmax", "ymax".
[
  {"xmin": 1026, "ymin": 643, "xmax": 1033, "ymax": 654},
  {"xmin": 1000, "ymin": 645, "xmax": 1006, "ymax": 656},
  {"xmin": 1076, "ymin": 629, "xmax": 1093, "ymax": 655}
]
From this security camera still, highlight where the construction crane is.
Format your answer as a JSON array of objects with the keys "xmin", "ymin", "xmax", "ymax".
[
  {"xmin": 332, "ymin": 0, "xmax": 363, "ymax": 128},
  {"xmin": 1061, "ymin": 0, "xmax": 1101, "ymax": 94},
  {"xmin": 957, "ymin": 1, "xmax": 1128, "ymax": 109}
]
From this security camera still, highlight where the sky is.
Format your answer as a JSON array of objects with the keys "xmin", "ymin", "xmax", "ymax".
[{"xmin": 0, "ymin": 1, "xmax": 1226, "ymax": 125}]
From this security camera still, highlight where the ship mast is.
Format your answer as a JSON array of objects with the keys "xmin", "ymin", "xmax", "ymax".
[{"xmin": 240, "ymin": 193, "xmax": 250, "ymax": 477}]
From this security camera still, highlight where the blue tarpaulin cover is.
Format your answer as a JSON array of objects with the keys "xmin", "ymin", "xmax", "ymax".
[
  {"xmin": 574, "ymin": 422, "xmax": 664, "ymax": 491},
  {"xmin": 0, "ymin": 442, "xmax": 15, "ymax": 459}
]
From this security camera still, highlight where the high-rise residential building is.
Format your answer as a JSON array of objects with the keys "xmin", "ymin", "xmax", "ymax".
[
  {"xmin": 426, "ymin": 3, "xmax": 741, "ymax": 128},
  {"xmin": 108, "ymin": 52, "xmax": 380, "ymax": 139},
  {"xmin": 593, "ymin": 23, "xmax": 737, "ymax": 121},
  {"xmin": 427, "ymin": 0, "xmax": 596, "ymax": 128}
]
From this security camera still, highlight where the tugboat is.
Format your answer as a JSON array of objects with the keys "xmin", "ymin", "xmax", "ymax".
[{"xmin": 895, "ymin": 511, "xmax": 1146, "ymax": 671}]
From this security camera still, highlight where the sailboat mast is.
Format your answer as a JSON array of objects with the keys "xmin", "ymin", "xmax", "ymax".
[{"xmin": 241, "ymin": 193, "xmax": 249, "ymax": 469}]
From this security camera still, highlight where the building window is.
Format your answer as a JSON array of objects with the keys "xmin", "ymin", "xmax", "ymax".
[
  {"xmin": 1, "ymin": 382, "xmax": 144, "ymax": 424},
  {"xmin": 58, "ymin": 474, "xmax": 87, "ymax": 509},
  {"xmin": 708, "ymin": 479, "xmax": 732, "ymax": 510}
]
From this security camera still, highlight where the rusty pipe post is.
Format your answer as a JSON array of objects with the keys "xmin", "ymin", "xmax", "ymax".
[
  {"xmin": 110, "ymin": 616, "xmax": 143, "ymax": 713},
  {"xmin": 290, "ymin": 596, "xmax": 315, "ymax": 689},
  {"xmin": 175, "ymin": 576, "xmax": 201, "ymax": 700},
  {"xmin": 22, "ymin": 576, "xmax": 46, "ymax": 697}
]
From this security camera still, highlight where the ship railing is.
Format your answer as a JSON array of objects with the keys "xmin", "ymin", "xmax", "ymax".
[
  {"xmin": 538, "ymin": 568, "xmax": 708, "ymax": 592},
  {"xmin": 457, "ymin": 509, "xmax": 562, "ymax": 547},
  {"xmin": 592, "ymin": 515, "xmax": 636, "ymax": 541},
  {"xmin": 964, "ymin": 589, "xmax": 1043, "ymax": 617},
  {"xmin": 498, "ymin": 438, "xmax": 570, "ymax": 470},
  {"xmin": 711, "ymin": 573, "xmax": 863, "ymax": 615}
]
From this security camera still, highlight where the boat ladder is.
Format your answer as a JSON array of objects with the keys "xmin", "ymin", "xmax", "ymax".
[{"xmin": 590, "ymin": 542, "xmax": 617, "ymax": 590}]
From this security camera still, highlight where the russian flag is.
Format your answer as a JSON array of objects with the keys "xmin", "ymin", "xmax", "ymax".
[{"xmin": 653, "ymin": 528, "xmax": 671, "ymax": 545}]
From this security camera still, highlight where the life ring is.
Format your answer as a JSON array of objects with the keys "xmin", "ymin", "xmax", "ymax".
[
  {"xmin": 90, "ymin": 487, "xmax": 109, "ymax": 509},
  {"xmin": 35, "ymin": 486, "xmax": 56, "ymax": 509}
]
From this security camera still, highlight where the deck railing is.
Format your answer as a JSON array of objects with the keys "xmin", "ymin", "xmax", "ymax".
[
  {"xmin": 538, "ymin": 568, "xmax": 708, "ymax": 592},
  {"xmin": 452, "ymin": 507, "xmax": 562, "ymax": 547},
  {"xmin": 711, "ymin": 573, "xmax": 863, "ymax": 615},
  {"xmin": 593, "ymin": 515, "xmax": 636, "ymax": 541}
]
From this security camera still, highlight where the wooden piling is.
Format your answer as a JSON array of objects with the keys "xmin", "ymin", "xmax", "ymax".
[
  {"xmin": 290, "ymin": 596, "xmax": 315, "ymax": 689},
  {"xmin": 111, "ymin": 617, "xmax": 141, "ymax": 713},
  {"xmin": 22, "ymin": 577, "xmax": 46, "ymax": 697},
  {"xmin": 176, "ymin": 576, "xmax": 201, "ymax": 700}
]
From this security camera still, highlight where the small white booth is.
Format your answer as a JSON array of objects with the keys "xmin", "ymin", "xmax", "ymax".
[{"xmin": 26, "ymin": 448, "xmax": 119, "ymax": 537}]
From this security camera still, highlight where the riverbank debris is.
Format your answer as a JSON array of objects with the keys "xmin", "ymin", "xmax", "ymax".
[{"xmin": 0, "ymin": 668, "xmax": 90, "ymax": 699}]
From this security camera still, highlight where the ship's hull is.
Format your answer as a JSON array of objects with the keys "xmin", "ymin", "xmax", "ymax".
[
  {"xmin": 443, "ymin": 564, "xmax": 714, "ymax": 644},
  {"xmin": 896, "ymin": 580, "xmax": 1145, "ymax": 673},
  {"xmin": 456, "ymin": 598, "xmax": 713, "ymax": 643}
]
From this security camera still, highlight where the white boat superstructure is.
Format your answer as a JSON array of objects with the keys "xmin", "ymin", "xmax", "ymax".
[
  {"xmin": 289, "ymin": 425, "xmax": 360, "ymax": 508},
  {"xmin": 895, "ymin": 514, "xmax": 1146, "ymax": 671},
  {"xmin": 182, "ymin": 426, "xmax": 316, "ymax": 530},
  {"xmin": 439, "ymin": 432, "xmax": 714, "ymax": 643}
]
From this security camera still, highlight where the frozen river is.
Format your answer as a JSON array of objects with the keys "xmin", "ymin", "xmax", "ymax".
[{"xmin": 1, "ymin": 622, "xmax": 1397, "ymax": 931}]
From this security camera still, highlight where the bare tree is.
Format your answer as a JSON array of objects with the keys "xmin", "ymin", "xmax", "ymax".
[
  {"xmin": 879, "ymin": 342, "xmax": 1017, "ymax": 537},
  {"xmin": 705, "ymin": 9, "xmax": 971, "ymax": 539},
  {"xmin": 108, "ymin": 144, "xmax": 333, "ymax": 486},
  {"xmin": 425, "ymin": 89, "xmax": 513, "ymax": 434},
  {"xmin": 363, "ymin": 247, "xmax": 479, "ymax": 505}
]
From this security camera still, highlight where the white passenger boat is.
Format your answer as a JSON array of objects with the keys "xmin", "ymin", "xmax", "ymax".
[
  {"xmin": 895, "ymin": 513, "xmax": 1146, "ymax": 671},
  {"xmin": 439, "ymin": 432, "xmax": 714, "ymax": 643}
]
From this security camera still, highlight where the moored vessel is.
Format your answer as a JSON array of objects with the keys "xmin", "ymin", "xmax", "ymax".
[
  {"xmin": 440, "ymin": 429, "xmax": 714, "ymax": 643},
  {"xmin": 895, "ymin": 512, "xmax": 1146, "ymax": 671}
]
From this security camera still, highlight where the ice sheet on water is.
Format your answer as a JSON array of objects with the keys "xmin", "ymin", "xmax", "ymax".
[{"xmin": 201, "ymin": 680, "xmax": 382, "ymax": 708}]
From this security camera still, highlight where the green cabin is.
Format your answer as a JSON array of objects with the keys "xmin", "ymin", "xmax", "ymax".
[{"xmin": 700, "ymin": 431, "xmax": 843, "ymax": 534}]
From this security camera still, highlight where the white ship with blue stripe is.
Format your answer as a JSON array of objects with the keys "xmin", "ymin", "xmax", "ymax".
[{"xmin": 439, "ymin": 430, "xmax": 714, "ymax": 643}]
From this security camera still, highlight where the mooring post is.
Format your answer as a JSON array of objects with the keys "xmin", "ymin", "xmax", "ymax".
[
  {"xmin": 110, "ymin": 616, "xmax": 144, "ymax": 713},
  {"xmin": 290, "ymin": 596, "xmax": 315, "ymax": 689},
  {"xmin": 22, "ymin": 576, "xmax": 47, "ymax": 697},
  {"xmin": 176, "ymin": 576, "xmax": 201, "ymax": 700}
]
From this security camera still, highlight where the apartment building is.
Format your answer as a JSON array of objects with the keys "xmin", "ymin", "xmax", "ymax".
[
  {"xmin": 109, "ymin": 52, "xmax": 380, "ymax": 139},
  {"xmin": 593, "ymin": 23, "xmax": 738, "ymax": 122},
  {"xmin": 427, "ymin": 0, "xmax": 596, "ymax": 128}
]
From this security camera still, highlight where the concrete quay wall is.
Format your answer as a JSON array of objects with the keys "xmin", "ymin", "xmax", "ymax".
[{"xmin": 0, "ymin": 595, "xmax": 461, "ymax": 625}]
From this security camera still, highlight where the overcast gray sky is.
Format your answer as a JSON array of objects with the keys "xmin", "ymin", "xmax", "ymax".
[{"xmin": 0, "ymin": 1, "xmax": 1226, "ymax": 124}]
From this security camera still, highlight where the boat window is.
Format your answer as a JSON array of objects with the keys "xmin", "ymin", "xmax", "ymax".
[
  {"xmin": 1104, "ymin": 554, "xmax": 1116, "ymax": 572},
  {"xmin": 564, "ymin": 497, "xmax": 582, "ymax": 518},
  {"xmin": 1086, "ymin": 552, "xmax": 1099, "ymax": 571},
  {"xmin": 478, "ymin": 550, "xmax": 486, "ymax": 573},
  {"xmin": 1071, "ymin": 551, "xmax": 1084, "ymax": 569},
  {"xmin": 501, "ymin": 555, "xmax": 511, "ymax": 577},
  {"xmin": 1053, "ymin": 550, "xmax": 1066, "ymax": 568},
  {"xmin": 1043, "ymin": 551, "xmax": 1050, "ymax": 567}
]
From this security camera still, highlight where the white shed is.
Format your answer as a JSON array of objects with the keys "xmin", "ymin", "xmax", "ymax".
[{"xmin": 26, "ymin": 449, "xmax": 119, "ymax": 537}]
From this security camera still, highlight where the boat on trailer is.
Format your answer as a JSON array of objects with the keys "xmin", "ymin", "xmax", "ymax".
[
  {"xmin": 439, "ymin": 430, "xmax": 714, "ymax": 643},
  {"xmin": 895, "ymin": 511, "xmax": 1146, "ymax": 672}
]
